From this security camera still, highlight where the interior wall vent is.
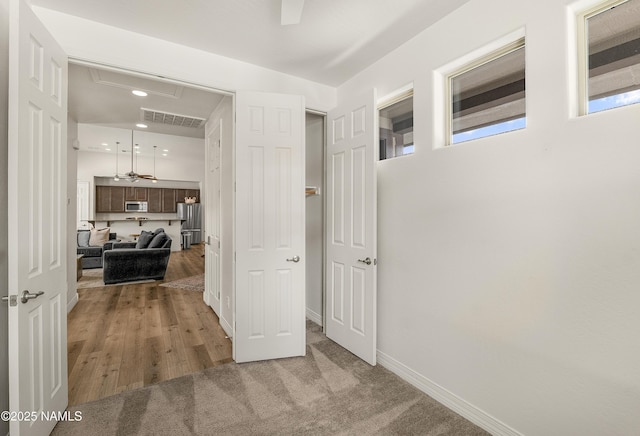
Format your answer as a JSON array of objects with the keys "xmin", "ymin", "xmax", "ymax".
[{"xmin": 141, "ymin": 108, "xmax": 206, "ymax": 128}]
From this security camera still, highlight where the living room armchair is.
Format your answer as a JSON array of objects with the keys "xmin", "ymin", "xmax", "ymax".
[{"xmin": 102, "ymin": 229, "xmax": 172, "ymax": 285}]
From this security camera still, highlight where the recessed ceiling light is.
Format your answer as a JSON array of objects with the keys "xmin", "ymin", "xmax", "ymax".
[
  {"xmin": 105, "ymin": 148, "xmax": 111, "ymax": 151},
  {"xmin": 132, "ymin": 90, "xmax": 148, "ymax": 97},
  {"xmin": 163, "ymin": 149, "xmax": 168, "ymax": 152},
  {"xmin": 136, "ymin": 123, "xmax": 148, "ymax": 128},
  {"xmin": 162, "ymin": 153, "xmax": 167, "ymax": 157},
  {"xmin": 101, "ymin": 142, "xmax": 108, "ymax": 146},
  {"xmin": 134, "ymin": 145, "xmax": 140, "ymax": 149},
  {"xmin": 136, "ymin": 151, "xmax": 141, "ymax": 154}
]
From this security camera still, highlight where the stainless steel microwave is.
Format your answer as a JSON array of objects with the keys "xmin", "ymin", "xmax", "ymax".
[{"xmin": 125, "ymin": 201, "xmax": 148, "ymax": 213}]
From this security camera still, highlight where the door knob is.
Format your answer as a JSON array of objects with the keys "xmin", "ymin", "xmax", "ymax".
[
  {"xmin": 286, "ymin": 255, "xmax": 300, "ymax": 263},
  {"xmin": 357, "ymin": 257, "xmax": 372, "ymax": 265},
  {"xmin": 21, "ymin": 290, "xmax": 44, "ymax": 304}
]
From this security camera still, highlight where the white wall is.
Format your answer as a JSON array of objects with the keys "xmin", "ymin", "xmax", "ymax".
[
  {"xmin": 305, "ymin": 113, "xmax": 324, "ymax": 325},
  {"xmin": 338, "ymin": 0, "xmax": 640, "ymax": 435},
  {"xmin": 32, "ymin": 7, "xmax": 337, "ymax": 113},
  {"xmin": 0, "ymin": 0, "xmax": 9, "ymax": 434}
]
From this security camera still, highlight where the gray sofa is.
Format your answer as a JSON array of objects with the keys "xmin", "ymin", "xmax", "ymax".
[
  {"xmin": 77, "ymin": 230, "xmax": 117, "ymax": 269},
  {"xmin": 102, "ymin": 229, "xmax": 172, "ymax": 285}
]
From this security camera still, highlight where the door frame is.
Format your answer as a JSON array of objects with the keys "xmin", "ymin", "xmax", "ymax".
[{"xmin": 64, "ymin": 59, "xmax": 377, "ymax": 366}]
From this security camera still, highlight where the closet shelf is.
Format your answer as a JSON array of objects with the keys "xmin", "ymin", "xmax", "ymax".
[{"xmin": 306, "ymin": 186, "xmax": 319, "ymax": 197}]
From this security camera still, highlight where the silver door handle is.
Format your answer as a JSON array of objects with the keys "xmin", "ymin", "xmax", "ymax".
[
  {"xmin": 21, "ymin": 290, "xmax": 44, "ymax": 304},
  {"xmin": 286, "ymin": 255, "xmax": 300, "ymax": 263},
  {"xmin": 357, "ymin": 257, "xmax": 372, "ymax": 265}
]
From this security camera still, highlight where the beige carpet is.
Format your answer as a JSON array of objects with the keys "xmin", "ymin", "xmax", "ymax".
[
  {"xmin": 160, "ymin": 274, "xmax": 204, "ymax": 292},
  {"xmin": 52, "ymin": 322, "xmax": 487, "ymax": 436},
  {"xmin": 77, "ymin": 269, "xmax": 155, "ymax": 289}
]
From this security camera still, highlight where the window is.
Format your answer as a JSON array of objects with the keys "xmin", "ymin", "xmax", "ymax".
[
  {"xmin": 448, "ymin": 39, "xmax": 526, "ymax": 144},
  {"xmin": 379, "ymin": 91, "xmax": 413, "ymax": 160},
  {"xmin": 582, "ymin": 0, "xmax": 640, "ymax": 114}
]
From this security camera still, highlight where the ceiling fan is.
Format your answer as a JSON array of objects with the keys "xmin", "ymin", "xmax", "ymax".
[
  {"xmin": 281, "ymin": 0, "xmax": 305, "ymax": 25},
  {"xmin": 113, "ymin": 131, "xmax": 158, "ymax": 183}
]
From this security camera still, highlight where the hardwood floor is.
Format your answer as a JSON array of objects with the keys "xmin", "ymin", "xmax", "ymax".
[{"xmin": 67, "ymin": 245, "xmax": 232, "ymax": 406}]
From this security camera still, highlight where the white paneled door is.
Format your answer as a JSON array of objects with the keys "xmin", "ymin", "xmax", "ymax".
[
  {"xmin": 204, "ymin": 118, "xmax": 222, "ymax": 316},
  {"xmin": 326, "ymin": 90, "xmax": 378, "ymax": 365},
  {"xmin": 7, "ymin": 0, "xmax": 69, "ymax": 435},
  {"xmin": 235, "ymin": 91, "xmax": 306, "ymax": 363}
]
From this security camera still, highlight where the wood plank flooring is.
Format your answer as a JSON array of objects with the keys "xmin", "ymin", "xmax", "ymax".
[{"xmin": 67, "ymin": 245, "xmax": 232, "ymax": 406}]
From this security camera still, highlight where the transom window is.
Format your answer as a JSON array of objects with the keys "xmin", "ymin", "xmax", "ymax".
[
  {"xmin": 379, "ymin": 91, "xmax": 414, "ymax": 160},
  {"xmin": 582, "ymin": 0, "xmax": 640, "ymax": 114},
  {"xmin": 448, "ymin": 38, "xmax": 526, "ymax": 145}
]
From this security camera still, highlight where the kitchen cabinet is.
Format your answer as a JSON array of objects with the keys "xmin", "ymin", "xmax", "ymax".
[
  {"xmin": 175, "ymin": 189, "xmax": 200, "ymax": 205},
  {"xmin": 186, "ymin": 189, "xmax": 200, "ymax": 203},
  {"xmin": 125, "ymin": 187, "xmax": 148, "ymax": 201},
  {"xmin": 95, "ymin": 186, "xmax": 198, "ymax": 214},
  {"xmin": 96, "ymin": 186, "xmax": 125, "ymax": 213},
  {"xmin": 161, "ymin": 188, "xmax": 177, "ymax": 213},
  {"xmin": 147, "ymin": 188, "xmax": 162, "ymax": 213}
]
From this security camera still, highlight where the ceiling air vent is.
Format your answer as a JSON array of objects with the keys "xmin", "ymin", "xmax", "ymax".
[{"xmin": 141, "ymin": 108, "xmax": 206, "ymax": 128}]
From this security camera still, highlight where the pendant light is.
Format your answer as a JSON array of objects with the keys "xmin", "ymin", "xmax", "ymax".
[
  {"xmin": 152, "ymin": 145, "xmax": 158, "ymax": 183},
  {"xmin": 113, "ymin": 142, "xmax": 120, "ymax": 181}
]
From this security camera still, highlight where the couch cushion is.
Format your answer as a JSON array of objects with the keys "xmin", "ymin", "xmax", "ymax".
[
  {"xmin": 77, "ymin": 230, "xmax": 91, "ymax": 247},
  {"xmin": 89, "ymin": 227, "xmax": 110, "ymax": 246},
  {"xmin": 148, "ymin": 232, "xmax": 169, "ymax": 248},
  {"xmin": 77, "ymin": 246, "xmax": 103, "ymax": 257},
  {"xmin": 136, "ymin": 230, "xmax": 154, "ymax": 249}
]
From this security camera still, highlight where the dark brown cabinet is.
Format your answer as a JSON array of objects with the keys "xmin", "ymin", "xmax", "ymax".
[
  {"xmin": 95, "ymin": 186, "xmax": 125, "ymax": 213},
  {"xmin": 161, "ymin": 188, "xmax": 177, "ymax": 213},
  {"xmin": 175, "ymin": 189, "xmax": 200, "ymax": 205},
  {"xmin": 147, "ymin": 188, "xmax": 162, "ymax": 213},
  {"xmin": 186, "ymin": 189, "xmax": 200, "ymax": 203},
  {"xmin": 125, "ymin": 187, "xmax": 148, "ymax": 201},
  {"xmin": 95, "ymin": 186, "xmax": 199, "ymax": 214}
]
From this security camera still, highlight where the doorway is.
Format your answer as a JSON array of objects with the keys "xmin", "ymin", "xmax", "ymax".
[
  {"xmin": 67, "ymin": 61, "xmax": 233, "ymax": 405},
  {"xmin": 305, "ymin": 112, "xmax": 325, "ymax": 327}
]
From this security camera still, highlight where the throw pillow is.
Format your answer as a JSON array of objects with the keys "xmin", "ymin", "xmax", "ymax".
[
  {"xmin": 89, "ymin": 228, "xmax": 110, "ymax": 247},
  {"xmin": 77, "ymin": 230, "xmax": 90, "ymax": 247},
  {"xmin": 135, "ymin": 230, "xmax": 154, "ymax": 249},
  {"xmin": 147, "ymin": 232, "xmax": 168, "ymax": 248}
]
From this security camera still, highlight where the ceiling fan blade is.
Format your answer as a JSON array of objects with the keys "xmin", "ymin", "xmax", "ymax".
[{"xmin": 281, "ymin": 0, "xmax": 304, "ymax": 25}]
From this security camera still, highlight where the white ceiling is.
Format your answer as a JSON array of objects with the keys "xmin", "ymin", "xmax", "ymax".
[
  {"xmin": 31, "ymin": 0, "xmax": 471, "ymax": 86},
  {"xmin": 42, "ymin": 0, "xmax": 472, "ymax": 156},
  {"xmin": 69, "ymin": 64, "xmax": 224, "ymax": 139}
]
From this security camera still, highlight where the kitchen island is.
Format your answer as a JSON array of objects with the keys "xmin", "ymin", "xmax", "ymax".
[{"xmin": 91, "ymin": 214, "xmax": 184, "ymax": 251}]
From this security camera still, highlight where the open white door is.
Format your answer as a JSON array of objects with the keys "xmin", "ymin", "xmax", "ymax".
[
  {"xmin": 204, "ymin": 117, "xmax": 222, "ymax": 316},
  {"xmin": 234, "ymin": 91, "xmax": 306, "ymax": 363},
  {"xmin": 7, "ymin": 0, "xmax": 68, "ymax": 434},
  {"xmin": 325, "ymin": 90, "xmax": 378, "ymax": 365}
]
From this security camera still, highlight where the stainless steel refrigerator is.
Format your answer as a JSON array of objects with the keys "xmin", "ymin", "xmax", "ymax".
[{"xmin": 177, "ymin": 203, "xmax": 202, "ymax": 245}]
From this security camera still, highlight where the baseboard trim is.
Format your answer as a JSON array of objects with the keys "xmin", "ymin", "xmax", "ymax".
[
  {"xmin": 305, "ymin": 308, "xmax": 322, "ymax": 326},
  {"xmin": 377, "ymin": 350, "xmax": 522, "ymax": 436},
  {"xmin": 220, "ymin": 316, "xmax": 233, "ymax": 339},
  {"xmin": 66, "ymin": 292, "xmax": 78, "ymax": 314}
]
